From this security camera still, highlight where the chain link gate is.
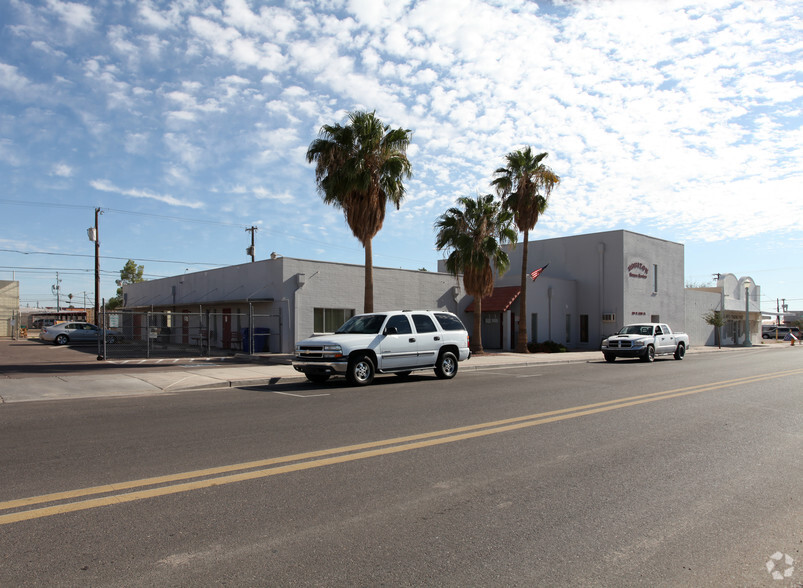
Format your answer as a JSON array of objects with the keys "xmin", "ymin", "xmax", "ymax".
[{"xmin": 98, "ymin": 303, "xmax": 282, "ymax": 360}]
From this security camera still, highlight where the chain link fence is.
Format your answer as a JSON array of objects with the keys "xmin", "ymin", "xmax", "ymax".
[{"xmin": 97, "ymin": 306, "xmax": 282, "ymax": 359}]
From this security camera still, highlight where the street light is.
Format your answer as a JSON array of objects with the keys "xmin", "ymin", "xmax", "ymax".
[{"xmin": 743, "ymin": 280, "xmax": 753, "ymax": 347}]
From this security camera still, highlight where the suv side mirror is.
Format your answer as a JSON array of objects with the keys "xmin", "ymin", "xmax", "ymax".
[{"xmin": 383, "ymin": 326, "xmax": 398, "ymax": 336}]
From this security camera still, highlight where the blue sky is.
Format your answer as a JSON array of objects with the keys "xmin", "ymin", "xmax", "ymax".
[{"xmin": 1, "ymin": 0, "xmax": 801, "ymax": 314}]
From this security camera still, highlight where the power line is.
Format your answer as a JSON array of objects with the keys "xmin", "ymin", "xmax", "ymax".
[
  {"xmin": 0, "ymin": 248, "xmax": 226, "ymax": 268},
  {"xmin": 0, "ymin": 198, "xmax": 434, "ymax": 266}
]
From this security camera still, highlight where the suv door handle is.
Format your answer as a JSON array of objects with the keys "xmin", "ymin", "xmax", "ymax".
[
  {"xmin": 409, "ymin": 338, "xmax": 416, "ymax": 343},
  {"xmin": 434, "ymin": 336, "xmax": 441, "ymax": 341}
]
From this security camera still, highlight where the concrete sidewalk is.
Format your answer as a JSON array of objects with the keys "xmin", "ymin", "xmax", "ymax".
[{"xmin": 0, "ymin": 344, "xmax": 773, "ymax": 404}]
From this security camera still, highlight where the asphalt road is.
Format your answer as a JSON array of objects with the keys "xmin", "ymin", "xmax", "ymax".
[{"xmin": 0, "ymin": 347, "xmax": 801, "ymax": 587}]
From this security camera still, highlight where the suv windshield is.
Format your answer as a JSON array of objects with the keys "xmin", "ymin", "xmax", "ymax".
[{"xmin": 335, "ymin": 314, "xmax": 387, "ymax": 334}]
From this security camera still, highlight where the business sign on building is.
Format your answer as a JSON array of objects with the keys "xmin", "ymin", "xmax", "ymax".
[{"xmin": 628, "ymin": 262, "xmax": 649, "ymax": 279}]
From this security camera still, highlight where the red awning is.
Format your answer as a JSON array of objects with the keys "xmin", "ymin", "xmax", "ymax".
[{"xmin": 465, "ymin": 286, "xmax": 521, "ymax": 312}]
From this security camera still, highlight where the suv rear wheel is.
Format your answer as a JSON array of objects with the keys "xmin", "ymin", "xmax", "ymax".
[{"xmin": 434, "ymin": 350, "xmax": 458, "ymax": 379}]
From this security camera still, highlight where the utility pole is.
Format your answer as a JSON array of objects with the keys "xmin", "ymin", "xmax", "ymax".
[
  {"xmin": 52, "ymin": 271, "xmax": 62, "ymax": 311},
  {"xmin": 87, "ymin": 208, "xmax": 102, "ymax": 324},
  {"xmin": 245, "ymin": 226, "xmax": 258, "ymax": 262},
  {"xmin": 714, "ymin": 273, "xmax": 725, "ymax": 345}
]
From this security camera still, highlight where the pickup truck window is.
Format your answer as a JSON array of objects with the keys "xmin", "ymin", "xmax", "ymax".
[
  {"xmin": 412, "ymin": 314, "xmax": 437, "ymax": 333},
  {"xmin": 336, "ymin": 314, "xmax": 386, "ymax": 334}
]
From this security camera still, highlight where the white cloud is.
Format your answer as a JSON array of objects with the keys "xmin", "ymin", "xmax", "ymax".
[
  {"xmin": 51, "ymin": 163, "xmax": 72, "ymax": 177},
  {"xmin": 46, "ymin": 0, "xmax": 94, "ymax": 31},
  {"xmin": 0, "ymin": 62, "xmax": 34, "ymax": 96},
  {"xmin": 253, "ymin": 187, "xmax": 295, "ymax": 204},
  {"xmin": 90, "ymin": 179, "xmax": 205, "ymax": 208}
]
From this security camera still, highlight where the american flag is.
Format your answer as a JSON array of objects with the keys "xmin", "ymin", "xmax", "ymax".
[{"xmin": 530, "ymin": 263, "xmax": 549, "ymax": 281}]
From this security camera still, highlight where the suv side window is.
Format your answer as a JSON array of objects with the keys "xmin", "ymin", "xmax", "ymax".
[
  {"xmin": 412, "ymin": 314, "xmax": 437, "ymax": 334},
  {"xmin": 385, "ymin": 314, "xmax": 413, "ymax": 335},
  {"xmin": 434, "ymin": 313, "xmax": 466, "ymax": 331}
]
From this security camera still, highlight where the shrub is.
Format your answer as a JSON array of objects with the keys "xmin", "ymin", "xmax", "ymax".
[{"xmin": 527, "ymin": 340, "xmax": 567, "ymax": 353}]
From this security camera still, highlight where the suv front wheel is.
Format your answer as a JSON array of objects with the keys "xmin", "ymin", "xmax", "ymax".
[
  {"xmin": 346, "ymin": 353, "xmax": 375, "ymax": 386},
  {"xmin": 434, "ymin": 350, "xmax": 458, "ymax": 379}
]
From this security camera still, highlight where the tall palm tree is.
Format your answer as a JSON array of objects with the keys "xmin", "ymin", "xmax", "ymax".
[
  {"xmin": 435, "ymin": 194, "xmax": 516, "ymax": 354},
  {"xmin": 492, "ymin": 147, "xmax": 559, "ymax": 353},
  {"xmin": 307, "ymin": 110, "xmax": 412, "ymax": 313}
]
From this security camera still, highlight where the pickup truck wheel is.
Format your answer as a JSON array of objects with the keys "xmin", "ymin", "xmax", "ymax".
[
  {"xmin": 434, "ymin": 351, "xmax": 458, "ymax": 379},
  {"xmin": 640, "ymin": 345, "xmax": 655, "ymax": 362},
  {"xmin": 604, "ymin": 353, "xmax": 616, "ymax": 363},
  {"xmin": 305, "ymin": 373, "xmax": 330, "ymax": 384},
  {"xmin": 674, "ymin": 343, "xmax": 685, "ymax": 360},
  {"xmin": 346, "ymin": 354, "xmax": 375, "ymax": 386}
]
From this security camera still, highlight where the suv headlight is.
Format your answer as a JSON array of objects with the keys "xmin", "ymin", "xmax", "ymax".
[
  {"xmin": 632, "ymin": 340, "xmax": 644, "ymax": 347},
  {"xmin": 323, "ymin": 344, "xmax": 343, "ymax": 358}
]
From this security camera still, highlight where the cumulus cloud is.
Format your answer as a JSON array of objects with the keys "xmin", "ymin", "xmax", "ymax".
[
  {"xmin": 51, "ymin": 163, "xmax": 73, "ymax": 177},
  {"xmin": 46, "ymin": 0, "xmax": 94, "ymax": 31},
  {"xmin": 1, "ymin": 0, "xmax": 801, "ymax": 287}
]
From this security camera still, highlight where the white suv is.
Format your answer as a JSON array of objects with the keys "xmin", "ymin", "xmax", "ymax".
[{"xmin": 292, "ymin": 310, "xmax": 471, "ymax": 386}]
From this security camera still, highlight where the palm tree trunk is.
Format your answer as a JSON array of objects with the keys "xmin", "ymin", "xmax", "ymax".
[
  {"xmin": 516, "ymin": 229, "xmax": 529, "ymax": 353},
  {"xmin": 364, "ymin": 238, "xmax": 374, "ymax": 313},
  {"xmin": 472, "ymin": 297, "xmax": 484, "ymax": 354}
]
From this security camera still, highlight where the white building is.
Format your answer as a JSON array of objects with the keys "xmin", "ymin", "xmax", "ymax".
[
  {"xmin": 121, "ymin": 229, "xmax": 760, "ymax": 352},
  {"xmin": 122, "ymin": 256, "xmax": 465, "ymax": 353},
  {"xmin": 685, "ymin": 274, "xmax": 761, "ymax": 346},
  {"xmin": 442, "ymin": 230, "xmax": 686, "ymax": 350}
]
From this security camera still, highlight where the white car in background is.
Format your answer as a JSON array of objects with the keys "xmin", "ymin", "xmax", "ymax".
[{"xmin": 40, "ymin": 322, "xmax": 122, "ymax": 345}]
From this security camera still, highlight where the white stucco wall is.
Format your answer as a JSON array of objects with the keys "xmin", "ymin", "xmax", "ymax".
[
  {"xmin": 621, "ymin": 231, "xmax": 685, "ymax": 329},
  {"xmin": 685, "ymin": 289, "xmax": 721, "ymax": 346},
  {"xmin": 1, "ymin": 280, "xmax": 20, "ymax": 337},
  {"xmin": 124, "ymin": 257, "xmax": 465, "ymax": 353}
]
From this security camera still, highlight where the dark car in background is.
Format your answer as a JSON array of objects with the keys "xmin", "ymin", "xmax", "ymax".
[
  {"xmin": 762, "ymin": 326, "xmax": 800, "ymax": 340},
  {"xmin": 40, "ymin": 322, "xmax": 122, "ymax": 345}
]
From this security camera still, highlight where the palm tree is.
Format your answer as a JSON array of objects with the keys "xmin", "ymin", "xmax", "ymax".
[
  {"xmin": 307, "ymin": 110, "xmax": 412, "ymax": 313},
  {"xmin": 492, "ymin": 147, "xmax": 559, "ymax": 353},
  {"xmin": 435, "ymin": 194, "xmax": 516, "ymax": 354}
]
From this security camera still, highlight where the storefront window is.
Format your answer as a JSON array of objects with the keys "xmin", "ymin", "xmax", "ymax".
[{"xmin": 314, "ymin": 308, "xmax": 354, "ymax": 333}]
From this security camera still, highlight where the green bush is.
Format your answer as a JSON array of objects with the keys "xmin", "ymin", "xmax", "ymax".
[{"xmin": 527, "ymin": 340, "xmax": 568, "ymax": 353}]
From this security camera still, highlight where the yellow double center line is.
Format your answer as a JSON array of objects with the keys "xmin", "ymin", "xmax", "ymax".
[{"xmin": 2, "ymin": 368, "xmax": 801, "ymax": 526}]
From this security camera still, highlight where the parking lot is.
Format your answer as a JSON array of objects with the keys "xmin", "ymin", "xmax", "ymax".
[{"xmin": 0, "ymin": 335, "xmax": 252, "ymax": 379}]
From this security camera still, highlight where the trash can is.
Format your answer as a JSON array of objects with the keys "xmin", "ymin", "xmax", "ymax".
[{"xmin": 241, "ymin": 328, "xmax": 270, "ymax": 353}]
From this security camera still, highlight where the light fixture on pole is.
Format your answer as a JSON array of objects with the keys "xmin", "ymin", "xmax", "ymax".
[{"xmin": 743, "ymin": 280, "xmax": 753, "ymax": 347}]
